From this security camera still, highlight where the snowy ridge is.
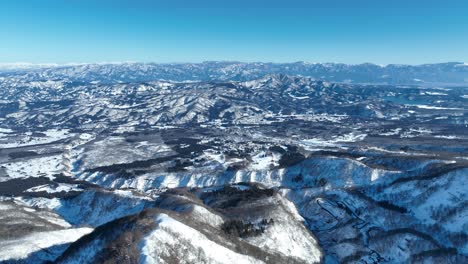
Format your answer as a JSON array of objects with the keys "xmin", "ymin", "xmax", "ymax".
[{"xmin": 78, "ymin": 156, "xmax": 401, "ymax": 191}]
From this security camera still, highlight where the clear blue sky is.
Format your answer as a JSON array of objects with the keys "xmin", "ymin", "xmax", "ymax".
[{"xmin": 1, "ymin": 0, "xmax": 467, "ymax": 64}]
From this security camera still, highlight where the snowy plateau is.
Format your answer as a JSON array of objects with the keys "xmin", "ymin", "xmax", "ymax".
[{"xmin": 0, "ymin": 62, "xmax": 467, "ymax": 264}]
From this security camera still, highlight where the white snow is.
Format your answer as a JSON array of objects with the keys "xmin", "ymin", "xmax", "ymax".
[
  {"xmin": 140, "ymin": 214, "xmax": 262, "ymax": 264},
  {"xmin": 424, "ymin": 91, "xmax": 448, "ymax": 96},
  {"xmin": 190, "ymin": 205, "xmax": 224, "ymax": 226},
  {"xmin": 78, "ymin": 133, "xmax": 94, "ymax": 140},
  {"xmin": 239, "ymin": 195, "xmax": 322, "ymax": 263},
  {"xmin": 113, "ymin": 189, "xmax": 153, "ymax": 201},
  {"xmin": 0, "ymin": 62, "xmax": 60, "ymax": 70},
  {"xmin": 202, "ymin": 150, "xmax": 226, "ymax": 164},
  {"xmin": 412, "ymin": 105, "xmax": 464, "ymax": 110},
  {"xmin": 288, "ymin": 93, "xmax": 310, "ymax": 100},
  {"xmin": 433, "ymin": 135, "xmax": 459, "ymax": 139},
  {"xmin": 0, "ymin": 129, "xmax": 70, "ymax": 149},
  {"xmin": 400, "ymin": 128, "xmax": 432, "ymax": 138},
  {"xmin": 0, "ymin": 128, "xmax": 13, "ymax": 133},
  {"xmin": 379, "ymin": 128, "xmax": 402, "ymax": 136},
  {"xmin": 0, "ymin": 228, "xmax": 93, "ymax": 262},
  {"xmin": 16, "ymin": 197, "xmax": 62, "ymax": 210},
  {"xmin": 25, "ymin": 183, "xmax": 83, "ymax": 193},
  {"xmin": 79, "ymin": 136, "xmax": 172, "ymax": 169},
  {"xmin": 1, "ymin": 154, "xmax": 63, "ymax": 181},
  {"xmin": 379, "ymin": 167, "xmax": 468, "ymax": 252},
  {"xmin": 302, "ymin": 132, "xmax": 367, "ymax": 149},
  {"xmin": 410, "ymin": 169, "xmax": 467, "ymax": 231},
  {"xmin": 336, "ymin": 133, "xmax": 367, "ymax": 142},
  {"xmin": 249, "ymin": 152, "xmax": 277, "ymax": 170},
  {"xmin": 371, "ymin": 170, "xmax": 380, "ymax": 181}
]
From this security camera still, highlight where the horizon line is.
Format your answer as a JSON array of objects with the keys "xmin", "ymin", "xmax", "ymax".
[{"xmin": 0, "ymin": 60, "xmax": 466, "ymax": 69}]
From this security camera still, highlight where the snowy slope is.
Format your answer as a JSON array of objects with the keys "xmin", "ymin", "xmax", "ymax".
[
  {"xmin": 0, "ymin": 228, "xmax": 92, "ymax": 263},
  {"xmin": 140, "ymin": 214, "xmax": 262, "ymax": 264}
]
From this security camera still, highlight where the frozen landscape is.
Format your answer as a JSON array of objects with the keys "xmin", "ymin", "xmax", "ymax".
[{"xmin": 0, "ymin": 62, "xmax": 467, "ymax": 263}]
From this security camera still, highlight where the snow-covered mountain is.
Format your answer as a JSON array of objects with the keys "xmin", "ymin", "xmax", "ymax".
[
  {"xmin": 0, "ymin": 67, "xmax": 467, "ymax": 263},
  {"xmin": 1, "ymin": 61, "xmax": 468, "ymax": 84},
  {"xmin": 1, "ymin": 73, "xmax": 467, "ymax": 131}
]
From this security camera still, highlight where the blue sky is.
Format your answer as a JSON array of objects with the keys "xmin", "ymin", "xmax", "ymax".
[{"xmin": 1, "ymin": 0, "xmax": 467, "ymax": 64}]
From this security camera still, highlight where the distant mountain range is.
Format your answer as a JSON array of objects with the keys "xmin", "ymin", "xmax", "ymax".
[{"xmin": 1, "ymin": 61, "xmax": 467, "ymax": 85}]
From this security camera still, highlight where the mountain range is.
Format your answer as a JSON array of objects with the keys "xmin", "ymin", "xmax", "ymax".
[
  {"xmin": 0, "ymin": 63, "xmax": 467, "ymax": 263},
  {"xmin": 1, "ymin": 61, "xmax": 467, "ymax": 85}
]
